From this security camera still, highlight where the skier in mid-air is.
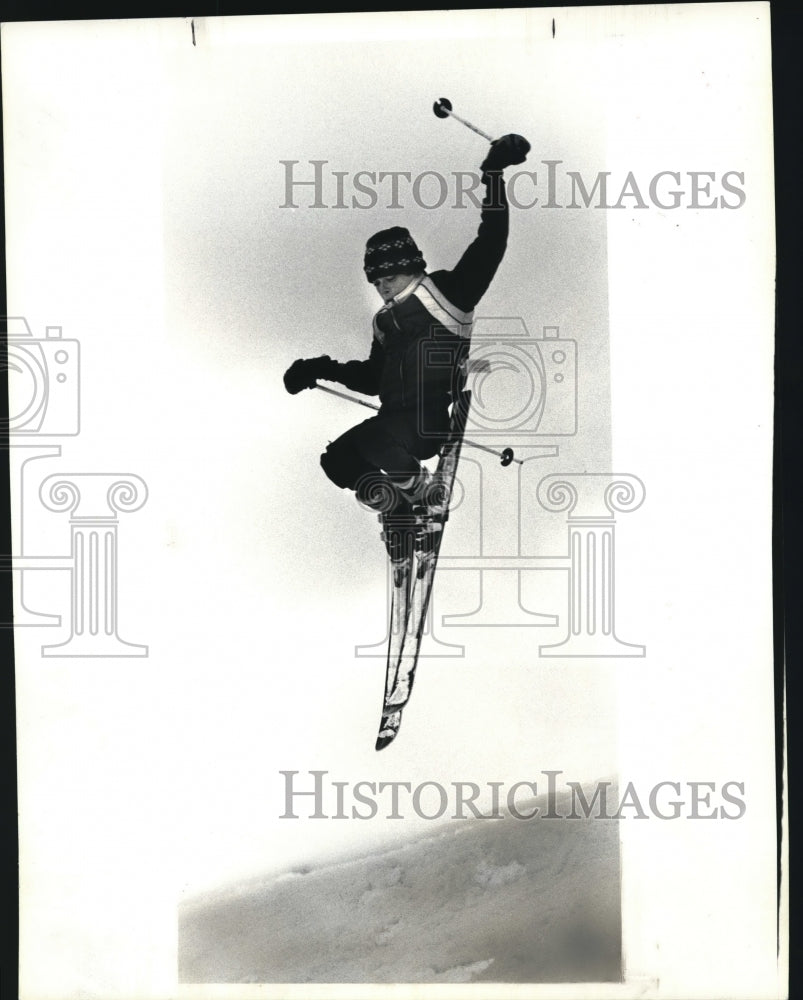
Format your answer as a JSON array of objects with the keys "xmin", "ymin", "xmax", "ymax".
[{"xmin": 283, "ymin": 134, "xmax": 529, "ymax": 560}]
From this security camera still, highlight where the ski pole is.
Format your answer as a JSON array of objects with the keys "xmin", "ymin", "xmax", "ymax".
[
  {"xmin": 432, "ymin": 97, "xmax": 494, "ymax": 143},
  {"xmin": 314, "ymin": 382, "xmax": 522, "ymax": 467},
  {"xmin": 314, "ymin": 382, "xmax": 379, "ymax": 411}
]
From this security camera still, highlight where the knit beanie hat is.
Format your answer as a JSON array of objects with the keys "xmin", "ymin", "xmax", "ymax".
[{"xmin": 363, "ymin": 227, "xmax": 426, "ymax": 283}]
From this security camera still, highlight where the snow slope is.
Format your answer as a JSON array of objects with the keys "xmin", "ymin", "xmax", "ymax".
[{"xmin": 179, "ymin": 795, "xmax": 621, "ymax": 984}]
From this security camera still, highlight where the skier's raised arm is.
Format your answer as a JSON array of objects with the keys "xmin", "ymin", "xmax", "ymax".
[{"xmin": 429, "ymin": 134, "xmax": 529, "ymax": 313}]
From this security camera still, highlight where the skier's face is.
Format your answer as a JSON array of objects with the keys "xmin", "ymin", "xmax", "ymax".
[{"xmin": 373, "ymin": 273, "xmax": 416, "ymax": 304}]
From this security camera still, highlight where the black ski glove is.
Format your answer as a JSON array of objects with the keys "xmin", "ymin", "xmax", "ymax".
[
  {"xmin": 283, "ymin": 355, "xmax": 337, "ymax": 394},
  {"xmin": 480, "ymin": 133, "xmax": 531, "ymax": 174}
]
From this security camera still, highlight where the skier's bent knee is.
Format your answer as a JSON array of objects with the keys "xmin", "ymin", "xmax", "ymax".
[{"xmin": 320, "ymin": 445, "xmax": 358, "ymax": 490}]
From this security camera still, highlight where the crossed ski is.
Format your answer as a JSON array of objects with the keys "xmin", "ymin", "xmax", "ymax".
[
  {"xmin": 375, "ymin": 395, "xmax": 469, "ymax": 750},
  {"xmin": 311, "ymin": 381, "xmax": 496, "ymax": 750}
]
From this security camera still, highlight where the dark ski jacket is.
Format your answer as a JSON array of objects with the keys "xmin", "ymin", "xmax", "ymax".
[{"xmin": 325, "ymin": 176, "xmax": 509, "ymax": 424}]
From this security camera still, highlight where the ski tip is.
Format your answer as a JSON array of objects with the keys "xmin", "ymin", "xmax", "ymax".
[{"xmin": 375, "ymin": 711, "xmax": 402, "ymax": 751}]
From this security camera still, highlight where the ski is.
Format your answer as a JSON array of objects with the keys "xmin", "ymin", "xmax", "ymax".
[
  {"xmin": 375, "ymin": 393, "xmax": 470, "ymax": 750},
  {"xmin": 375, "ymin": 516, "xmax": 415, "ymax": 751},
  {"xmin": 381, "ymin": 516, "xmax": 417, "ymax": 694}
]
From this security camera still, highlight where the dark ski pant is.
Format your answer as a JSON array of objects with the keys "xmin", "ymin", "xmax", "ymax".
[{"xmin": 320, "ymin": 410, "xmax": 449, "ymax": 500}]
